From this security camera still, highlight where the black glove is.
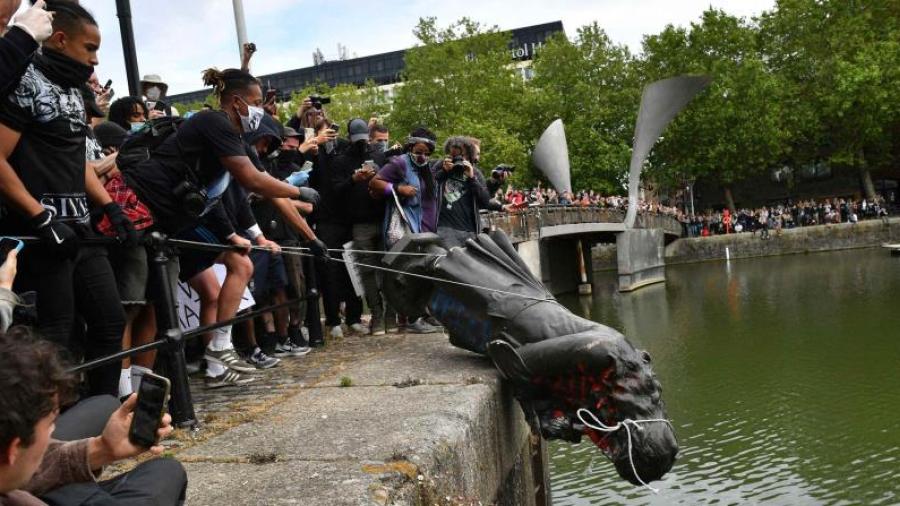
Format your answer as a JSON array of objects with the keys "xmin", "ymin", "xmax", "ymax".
[
  {"xmin": 305, "ymin": 238, "xmax": 328, "ymax": 260},
  {"xmin": 30, "ymin": 209, "xmax": 79, "ymax": 259},
  {"xmin": 103, "ymin": 202, "xmax": 139, "ymax": 246}
]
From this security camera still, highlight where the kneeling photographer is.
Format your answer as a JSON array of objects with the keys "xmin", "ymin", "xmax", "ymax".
[{"xmin": 432, "ymin": 136, "xmax": 500, "ymax": 248}]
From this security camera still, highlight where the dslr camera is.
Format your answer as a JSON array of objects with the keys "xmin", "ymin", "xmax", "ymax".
[
  {"xmin": 452, "ymin": 156, "xmax": 467, "ymax": 174},
  {"xmin": 309, "ymin": 95, "xmax": 331, "ymax": 110},
  {"xmin": 492, "ymin": 164, "xmax": 515, "ymax": 178},
  {"xmin": 173, "ymin": 180, "xmax": 208, "ymax": 219}
]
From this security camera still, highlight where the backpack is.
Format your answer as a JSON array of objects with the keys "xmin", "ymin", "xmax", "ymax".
[{"xmin": 116, "ymin": 116, "xmax": 187, "ymax": 174}]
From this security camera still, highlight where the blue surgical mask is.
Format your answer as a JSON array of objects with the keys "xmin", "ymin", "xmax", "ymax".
[{"xmin": 130, "ymin": 122, "xmax": 144, "ymax": 133}]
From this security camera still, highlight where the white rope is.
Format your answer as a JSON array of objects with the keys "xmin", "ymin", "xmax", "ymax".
[{"xmin": 576, "ymin": 408, "xmax": 673, "ymax": 494}]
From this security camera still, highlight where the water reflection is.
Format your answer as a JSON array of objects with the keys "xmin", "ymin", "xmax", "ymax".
[{"xmin": 552, "ymin": 248, "xmax": 900, "ymax": 505}]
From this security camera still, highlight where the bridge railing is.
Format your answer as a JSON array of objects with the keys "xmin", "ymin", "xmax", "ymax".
[{"xmin": 480, "ymin": 205, "xmax": 681, "ymax": 243}]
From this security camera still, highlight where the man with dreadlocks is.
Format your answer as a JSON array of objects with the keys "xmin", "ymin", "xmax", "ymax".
[{"xmin": 122, "ymin": 67, "xmax": 327, "ymax": 388}]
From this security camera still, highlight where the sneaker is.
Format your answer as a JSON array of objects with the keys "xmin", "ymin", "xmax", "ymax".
[
  {"xmin": 205, "ymin": 369, "xmax": 256, "ymax": 389},
  {"xmin": 204, "ymin": 348, "xmax": 259, "ymax": 374},
  {"xmin": 369, "ymin": 317, "xmax": 385, "ymax": 336},
  {"xmin": 407, "ymin": 317, "xmax": 439, "ymax": 334},
  {"xmin": 274, "ymin": 339, "xmax": 311, "ymax": 357},
  {"xmin": 330, "ymin": 325, "xmax": 344, "ymax": 339},
  {"xmin": 349, "ymin": 323, "xmax": 366, "ymax": 335},
  {"xmin": 247, "ymin": 348, "xmax": 280, "ymax": 369}
]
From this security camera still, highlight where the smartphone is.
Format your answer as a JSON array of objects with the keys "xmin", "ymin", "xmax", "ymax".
[
  {"xmin": 153, "ymin": 100, "xmax": 167, "ymax": 112},
  {"xmin": 103, "ymin": 79, "xmax": 112, "ymax": 90},
  {"xmin": 304, "ymin": 128, "xmax": 315, "ymax": 142},
  {"xmin": 299, "ymin": 160, "xmax": 314, "ymax": 172},
  {"xmin": 128, "ymin": 371, "xmax": 171, "ymax": 448},
  {"xmin": 0, "ymin": 237, "xmax": 24, "ymax": 265}
]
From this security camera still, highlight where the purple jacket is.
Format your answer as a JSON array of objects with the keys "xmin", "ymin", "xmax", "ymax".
[{"xmin": 376, "ymin": 154, "xmax": 438, "ymax": 233}]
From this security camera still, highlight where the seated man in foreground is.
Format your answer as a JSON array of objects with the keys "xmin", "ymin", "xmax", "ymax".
[{"xmin": 0, "ymin": 329, "xmax": 186, "ymax": 506}]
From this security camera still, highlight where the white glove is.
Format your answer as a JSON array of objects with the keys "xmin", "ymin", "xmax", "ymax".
[{"xmin": 12, "ymin": 0, "xmax": 54, "ymax": 43}]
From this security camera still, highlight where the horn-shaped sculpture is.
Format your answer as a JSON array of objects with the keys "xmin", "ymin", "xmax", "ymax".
[
  {"xmin": 624, "ymin": 76, "xmax": 711, "ymax": 228},
  {"xmin": 532, "ymin": 119, "xmax": 571, "ymax": 194}
]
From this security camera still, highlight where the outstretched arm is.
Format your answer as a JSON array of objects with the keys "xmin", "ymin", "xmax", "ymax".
[{"xmin": 221, "ymin": 155, "xmax": 301, "ymax": 199}]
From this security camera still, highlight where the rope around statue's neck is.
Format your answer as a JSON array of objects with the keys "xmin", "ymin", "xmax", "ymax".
[{"xmin": 576, "ymin": 408, "xmax": 674, "ymax": 494}]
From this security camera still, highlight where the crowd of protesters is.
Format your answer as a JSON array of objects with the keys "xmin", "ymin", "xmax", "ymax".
[
  {"xmin": 489, "ymin": 180, "xmax": 680, "ymax": 216},
  {"xmin": 679, "ymin": 197, "xmax": 892, "ymax": 238}
]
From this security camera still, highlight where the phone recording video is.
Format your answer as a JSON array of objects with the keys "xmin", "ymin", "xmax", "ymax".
[{"xmin": 128, "ymin": 372, "xmax": 171, "ymax": 448}]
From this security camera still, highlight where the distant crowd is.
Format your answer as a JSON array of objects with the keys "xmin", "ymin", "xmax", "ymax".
[{"xmin": 680, "ymin": 197, "xmax": 893, "ymax": 238}]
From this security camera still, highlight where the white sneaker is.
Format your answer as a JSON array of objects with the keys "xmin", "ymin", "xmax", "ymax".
[
  {"xmin": 349, "ymin": 323, "xmax": 366, "ymax": 334},
  {"xmin": 330, "ymin": 325, "xmax": 344, "ymax": 339}
]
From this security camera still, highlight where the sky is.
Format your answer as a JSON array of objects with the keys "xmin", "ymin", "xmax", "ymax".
[{"xmin": 54, "ymin": 0, "xmax": 774, "ymax": 97}]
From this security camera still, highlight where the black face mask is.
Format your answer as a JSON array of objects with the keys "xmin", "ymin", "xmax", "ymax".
[{"xmin": 35, "ymin": 49, "xmax": 94, "ymax": 88}]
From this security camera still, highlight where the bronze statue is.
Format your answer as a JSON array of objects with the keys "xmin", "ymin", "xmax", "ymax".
[{"xmin": 382, "ymin": 231, "xmax": 677, "ymax": 486}]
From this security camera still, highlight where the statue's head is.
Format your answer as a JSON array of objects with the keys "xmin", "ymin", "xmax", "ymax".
[
  {"xmin": 582, "ymin": 342, "xmax": 678, "ymax": 485},
  {"xmin": 513, "ymin": 330, "xmax": 677, "ymax": 486}
]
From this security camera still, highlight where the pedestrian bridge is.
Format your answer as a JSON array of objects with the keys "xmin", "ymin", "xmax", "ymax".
[
  {"xmin": 480, "ymin": 207, "xmax": 682, "ymax": 293},
  {"xmin": 480, "ymin": 206, "xmax": 683, "ymax": 243}
]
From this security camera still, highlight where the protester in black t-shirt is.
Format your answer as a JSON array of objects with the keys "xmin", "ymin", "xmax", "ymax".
[
  {"xmin": 0, "ymin": 2, "xmax": 133, "ymax": 397},
  {"xmin": 432, "ymin": 136, "xmax": 496, "ymax": 248}
]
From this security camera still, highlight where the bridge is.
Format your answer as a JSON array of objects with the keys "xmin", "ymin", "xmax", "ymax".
[{"xmin": 480, "ymin": 207, "xmax": 683, "ymax": 294}]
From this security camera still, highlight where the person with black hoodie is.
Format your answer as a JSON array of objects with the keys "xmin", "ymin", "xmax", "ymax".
[
  {"xmin": 330, "ymin": 118, "xmax": 386, "ymax": 335},
  {"xmin": 0, "ymin": 1, "xmax": 132, "ymax": 397},
  {"xmin": 0, "ymin": 0, "xmax": 52, "ymax": 95}
]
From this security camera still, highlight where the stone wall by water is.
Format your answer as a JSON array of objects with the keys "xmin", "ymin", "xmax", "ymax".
[
  {"xmin": 664, "ymin": 218, "xmax": 900, "ymax": 264},
  {"xmin": 591, "ymin": 218, "xmax": 900, "ymax": 270}
]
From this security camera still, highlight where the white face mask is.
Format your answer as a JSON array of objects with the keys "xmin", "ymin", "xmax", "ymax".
[
  {"xmin": 239, "ymin": 104, "xmax": 265, "ymax": 133},
  {"xmin": 145, "ymin": 86, "xmax": 162, "ymax": 101}
]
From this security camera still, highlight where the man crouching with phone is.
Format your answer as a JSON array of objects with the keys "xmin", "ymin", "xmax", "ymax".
[{"xmin": 0, "ymin": 330, "xmax": 186, "ymax": 506}]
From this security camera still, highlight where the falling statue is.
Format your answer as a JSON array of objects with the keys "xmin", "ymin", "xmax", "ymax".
[{"xmin": 379, "ymin": 76, "xmax": 711, "ymax": 488}]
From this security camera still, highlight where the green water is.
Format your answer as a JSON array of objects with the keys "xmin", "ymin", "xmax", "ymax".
[{"xmin": 551, "ymin": 248, "xmax": 900, "ymax": 505}]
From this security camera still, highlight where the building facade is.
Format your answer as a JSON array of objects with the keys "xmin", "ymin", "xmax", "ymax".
[{"xmin": 168, "ymin": 21, "xmax": 564, "ymax": 105}]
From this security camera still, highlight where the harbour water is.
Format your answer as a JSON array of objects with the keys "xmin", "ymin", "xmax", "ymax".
[{"xmin": 551, "ymin": 247, "xmax": 900, "ymax": 505}]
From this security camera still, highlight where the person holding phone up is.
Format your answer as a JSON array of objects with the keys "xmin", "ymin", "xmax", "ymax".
[{"xmin": 0, "ymin": 331, "xmax": 187, "ymax": 506}]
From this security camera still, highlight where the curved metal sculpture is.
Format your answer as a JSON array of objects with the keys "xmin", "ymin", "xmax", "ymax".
[
  {"xmin": 382, "ymin": 231, "xmax": 677, "ymax": 486},
  {"xmin": 624, "ymin": 75, "xmax": 711, "ymax": 228},
  {"xmin": 532, "ymin": 119, "xmax": 572, "ymax": 195}
]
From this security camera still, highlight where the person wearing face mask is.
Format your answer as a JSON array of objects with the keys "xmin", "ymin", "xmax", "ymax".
[
  {"xmin": 368, "ymin": 127, "xmax": 440, "ymax": 334},
  {"xmin": 107, "ymin": 96, "xmax": 148, "ymax": 133},
  {"xmin": 327, "ymin": 118, "xmax": 387, "ymax": 335},
  {"xmin": 122, "ymin": 67, "xmax": 326, "ymax": 387},
  {"xmin": 140, "ymin": 73, "xmax": 178, "ymax": 118},
  {"xmin": 0, "ymin": 1, "xmax": 133, "ymax": 397}
]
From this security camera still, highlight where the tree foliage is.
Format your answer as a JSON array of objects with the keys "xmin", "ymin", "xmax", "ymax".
[{"xmin": 391, "ymin": 18, "xmax": 530, "ymax": 180}]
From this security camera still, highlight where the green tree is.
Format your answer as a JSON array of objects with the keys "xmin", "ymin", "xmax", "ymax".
[
  {"xmin": 759, "ymin": 0, "xmax": 900, "ymax": 198},
  {"xmin": 525, "ymin": 24, "xmax": 640, "ymax": 193},
  {"xmin": 640, "ymin": 9, "xmax": 787, "ymax": 210},
  {"xmin": 391, "ymin": 18, "xmax": 529, "ymax": 177}
]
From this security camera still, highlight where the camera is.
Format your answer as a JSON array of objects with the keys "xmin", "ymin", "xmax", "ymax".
[
  {"xmin": 492, "ymin": 164, "xmax": 515, "ymax": 178},
  {"xmin": 452, "ymin": 156, "xmax": 467, "ymax": 174},
  {"xmin": 173, "ymin": 180, "xmax": 208, "ymax": 219},
  {"xmin": 309, "ymin": 95, "xmax": 331, "ymax": 110}
]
